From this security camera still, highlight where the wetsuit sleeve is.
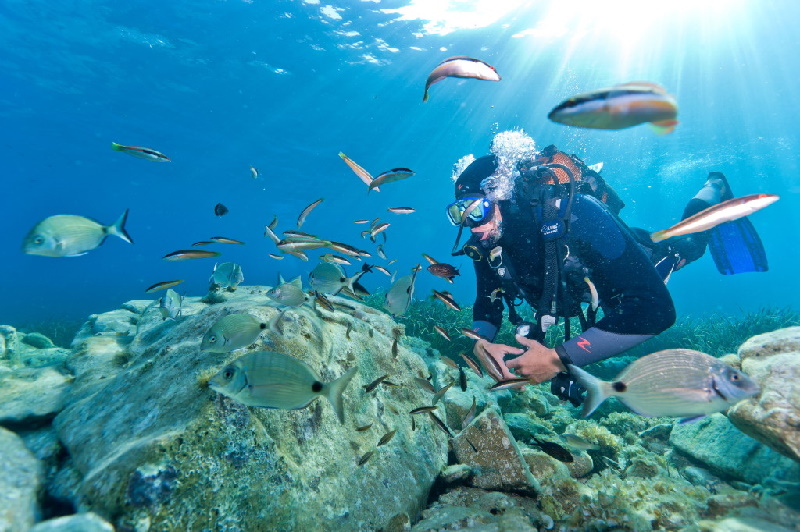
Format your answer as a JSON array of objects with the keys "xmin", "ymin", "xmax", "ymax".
[
  {"xmin": 472, "ymin": 258, "xmax": 503, "ymax": 341},
  {"xmin": 560, "ymin": 196, "xmax": 676, "ymax": 366}
]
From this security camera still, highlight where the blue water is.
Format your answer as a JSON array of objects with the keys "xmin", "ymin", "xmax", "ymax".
[{"xmin": 2, "ymin": 0, "xmax": 798, "ymax": 329}]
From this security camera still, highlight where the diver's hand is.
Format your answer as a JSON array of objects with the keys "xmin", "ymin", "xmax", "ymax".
[
  {"xmin": 505, "ymin": 335, "xmax": 566, "ymax": 384},
  {"xmin": 473, "ymin": 339, "xmax": 523, "ymax": 381}
]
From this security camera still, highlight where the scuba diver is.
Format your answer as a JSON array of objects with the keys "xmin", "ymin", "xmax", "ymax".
[{"xmin": 446, "ymin": 134, "xmax": 769, "ymax": 405}]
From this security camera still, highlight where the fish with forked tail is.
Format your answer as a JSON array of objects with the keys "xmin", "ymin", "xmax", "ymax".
[
  {"xmin": 209, "ymin": 350, "xmax": 357, "ymax": 424},
  {"xmin": 569, "ymin": 348, "xmax": 760, "ymax": 421},
  {"xmin": 23, "ymin": 211, "xmax": 133, "ymax": 257}
]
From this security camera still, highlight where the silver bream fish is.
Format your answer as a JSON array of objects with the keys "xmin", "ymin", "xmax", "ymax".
[
  {"xmin": 569, "ymin": 349, "xmax": 760, "ymax": 420},
  {"xmin": 201, "ymin": 313, "xmax": 267, "ymax": 353},
  {"xmin": 209, "ymin": 262, "xmax": 244, "ymax": 290},
  {"xmin": 209, "ymin": 350, "xmax": 357, "ymax": 423},
  {"xmin": 22, "ymin": 210, "xmax": 133, "ymax": 257}
]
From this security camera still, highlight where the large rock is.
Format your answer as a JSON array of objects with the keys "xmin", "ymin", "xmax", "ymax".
[
  {"xmin": 0, "ymin": 367, "xmax": 72, "ymax": 427},
  {"xmin": 53, "ymin": 288, "xmax": 449, "ymax": 530},
  {"xmin": 728, "ymin": 327, "xmax": 800, "ymax": 462},
  {"xmin": 29, "ymin": 513, "xmax": 113, "ymax": 532},
  {"xmin": 453, "ymin": 409, "xmax": 539, "ymax": 494},
  {"xmin": 670, "ymin": 413, "xmax": 800, "ymax": 485},
  {"xmin": 0, "ymin": 427, "xmax": 42, "ymax": 531}
]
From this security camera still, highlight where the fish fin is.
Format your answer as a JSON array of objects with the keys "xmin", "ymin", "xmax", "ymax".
[
  {"xmin": 567, "ymin": 365, "xmax": 611, "ymax": 418},
  {"xmin": 679, "ymin": 415, "xmax": 706, "ymax": 424},
  {"xmin": 290, "ymin": 275, "xmax": 303, "ymax": 289},
  {"xmin": 107, "ymin": 209, "xmax": 134, "ymax": 244},
  {"xmin": 324, "ymin": 367, "xmax": 358, "ymax": 424},
  {"xmin": 423, "ymin": 88, "xmax": 429, "ymax": 102},
  {"xmin": 111, "ymin": 142, "xmax": 123, "ymax": 151},
  {"xmin": 649, "ymin": 119, "xmax": 678, "ymax": 135}
]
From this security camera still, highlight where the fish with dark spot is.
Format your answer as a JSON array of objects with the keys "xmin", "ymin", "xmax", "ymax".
[
  {"xmin": 377, "ymin": 429, "xmax": 396, "ymax": 446},
  {"xmin": 363, "ymin": 374, "xmax": 389, "ymax": 393},
  {"xmin": 531, "ymin": 437, "xmax": 573, "ymax": 463},
  {"xmin": 410, "ymin": 405, "xmax": 437, "ymax": 415}
]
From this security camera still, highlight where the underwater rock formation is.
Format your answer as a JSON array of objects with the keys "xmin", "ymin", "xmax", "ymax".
[
  {"xmin": 29, "ymin": 512, "xmax": 113, "ymax": 531},
  {"xmin": 52, "ymin": 288, "xmax": 449, "ymax": 530},
  {"xmin": 728, "ymin": 326, "xmax": 800, "ymax": 462},
  {"xmin": 0, "ymin": 427, "xmax": 42, "ymax": 531},
  {"xmin": 670, "ymin": 413, "xmax": 800, "ymax": 485}
]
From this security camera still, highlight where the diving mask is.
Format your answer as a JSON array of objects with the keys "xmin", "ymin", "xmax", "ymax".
[{"xmin": 446, "ymin": 196, "xmax": 492, "ymax": 227}]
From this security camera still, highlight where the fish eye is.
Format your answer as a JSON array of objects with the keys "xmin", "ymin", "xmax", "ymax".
[
  {"xmin": 33, "ymin": 236, "xmax": 44, "ymax": 244},
  {"xmin": 731, "ymin": 373, "xmax": 739, "ymax": 381},
  {"xmin": 223, "ymin": 368, "xmax": 234, "ymax": 380},
  {"xmin": 209, "ymin": 335, "xmax": 217, "ymax": 343}
]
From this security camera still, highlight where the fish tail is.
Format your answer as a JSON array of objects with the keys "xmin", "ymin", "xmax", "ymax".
[
  {"xmin": 108, "ymin": 209, "xmax": 134, "ymax": 244},
  {"xmin": 422, "ymin": 88, "xmax": 429, "ymax": 102},
  {"xmin": 650, "ymin": 230, "xmax": 667, "ymax": 242},
  {"xmin": 567, "ymin": 365, "xmax": 611, "ymax": 418},
  {"xmin": 649, "ymin": 119, "xmax": 678, "ymax": 135},
  {"xmin": 324, "ymin": 367, "xmax": 358, "ymax": 424},
  {"xmin": 111, "ymin": 142, "xmax": 124, "ymax": 151}
]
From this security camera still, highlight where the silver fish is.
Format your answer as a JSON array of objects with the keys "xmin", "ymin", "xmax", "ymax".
[
  {"xmin": 423, "ymin": 56, "xmax": 501, "ymax": 102},
  {"xmin": 158, "ymin": 288, "xmax": 183, "ymax": 321},
  {"xmin": 111, "ymin": 142, "xmax": 170, "ymax": 162},
  {"xmin": 210, "ymin": 262, "xmax": 244, "ymax": 290},
  {"xmin": 309, "ymin": 262, "xmax": 366, "ymax": 295},
  {"xmin": 339, "ymin": 152, "xmax": 379, "ymax": 192},
  {"xmin": 209, "ymin": 350, "xmax": 357, "ymax": 423},
  {"xmin": 383, "ymin": 267, "xmax": 419, "ymax": 316},
  {"xmin": 569, "ymin": 348, "xmax": 760, "ymax": 420},
  {"xmin": 22, "ymin": 211, "xmax": 133, "ymax": 257},
  {"xmin": 266, "ymin": 276, "xmax": 307, "ymax": 307},
  {"xmin": 561, "ymin": 434, "xmax": 600, "ymax": 451},
  {"xmin": 651, "ymin": 193, "xmax": 779, "ymax": 242},
  {"xmin": 297, "ymin": 198, "xmax": 324, "ymax": 228},
  {"xmin": 201, "ymin": 313, "xmax": 267, "ymax": 353}
]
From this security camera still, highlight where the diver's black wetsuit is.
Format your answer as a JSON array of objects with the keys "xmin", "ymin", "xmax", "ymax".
[{"xmin": 471, "ymin": 193, "xmax": 678, "ymax": 366}]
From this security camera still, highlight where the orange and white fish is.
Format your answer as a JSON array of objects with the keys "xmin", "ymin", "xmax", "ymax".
[
  {"xmin": 651, "ymin": 193, "xmax": 779, "ymax": 242},
  {"xmin": 423, "ymin": 56, "xmax": 501, "ymax": 102},
  {"xmin": 339, "ymin": 152, "xmax": 379, "ymax": 192},
  {"xmin": 111, "ymin": 142, "xmax": 170, "ymax": 161},
  {"xmin": 548, "ymin": 82, "xmax": 678, "ymax": 134}
]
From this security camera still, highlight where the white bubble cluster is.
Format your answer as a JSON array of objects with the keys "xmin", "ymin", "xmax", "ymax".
[
  {"xmin": 451, "ymin": 154, "xmax": 476, "ymax": 182},
  {"xmin": 483, "ymin": 129, "xmax": 537, "ymax": 202}
]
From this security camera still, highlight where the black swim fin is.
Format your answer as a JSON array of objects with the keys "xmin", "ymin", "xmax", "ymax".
[{"xmin": 705, "ymin": 172, "xmax": 768, "ymax": 275}]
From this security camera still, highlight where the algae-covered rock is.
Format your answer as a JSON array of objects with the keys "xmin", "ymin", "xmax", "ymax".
[
  {"xmin": 53, "ymin": 290, "xmax": 449, "ymax": 530},
  {"xmin": 670, "ymin": 413, "xmax": 800, "ymax": 485},
  {"xmin": 23, "ymin": 332, "xmax": 56, "ymax": 349},
  {"xmin": 29, "ymin": 512, "xmax": 114, "ymax": 531},
  {"xmin": 412, "ymin": 487, "xmax": 543, "ymax": 531},
  {"xmin": 0, "ymin": 426, "xmax": 42, "ymax": 531},
  {"xmin": 453, "ymin": 409, "xmax": 539, "ymax": 494},
  {"xmin": 728, "ymin": 326, "xmax": 800, "ymax": 462},
  {"xmin": 0, "ymin": 366, "xmax": 72, "ymax": 426}
]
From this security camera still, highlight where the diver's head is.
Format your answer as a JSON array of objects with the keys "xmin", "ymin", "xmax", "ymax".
[{"xmin": 446, "ymin": 155, "xmax": 504, "ymax": 248}]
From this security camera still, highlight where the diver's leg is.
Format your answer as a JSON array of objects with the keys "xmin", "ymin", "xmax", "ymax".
[{"xmin": 669, "ymin": 172, "xmax": 731, "ymax": 269}]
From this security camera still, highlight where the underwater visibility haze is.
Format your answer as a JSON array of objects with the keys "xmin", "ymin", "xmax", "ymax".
[{"xmin": 2, "ymin": 0, "xmax": 800, "ymax": 530}]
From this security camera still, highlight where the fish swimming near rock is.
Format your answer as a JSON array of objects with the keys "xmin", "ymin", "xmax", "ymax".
[
  {"xmin": 145, "ymin": 279, "xmax": 184, "ymax": 293},
  {"xmin": 214, "ymin": 203, "xmax": 229, "ymax": 217},
  {"xmin": 424, "ymin": 255, "xmax": 460, "ymax": 282},
  {"xmin": 548, "ymin": 81, "xmax": 678, "ymax": 134},
  {"xmin": 561, "ymin": 434, "xmax": 599, "ymax": 451},
  {"xmin": 266, "ymin": 276, "xmax": 307, "ymax": 307},
  {"xmin": 650, "ymin": 193, "xmax": 779, "ymax": 243},
  {"xmin": 531, "ymin": 437, "xmax": 573, "ymax": 463},
  {"xmin": 158, "ymin": 288, "xmax": 183, "ymax": 320},
  {"xmin": 201, "ymin": 313, "xmax": 267, "ymax": 353},
  {"xmin": 309, "ymin": 262, "xmax": 368, "ymax": 296},
  {"xmin": 209, "ymin": 350, "xmax": 357, "ymax": 424},
  {"xmin": 209, "ymin": 262, "xmax": 244, "ymax": 290},
  {"xmin": 569, "ymin": 348, "xmax": 760, "ymax": 420},
  {"xmin": 383, "ymin": 266, "xmax": 419, "ymax": 316},
  {"xmin": 423, "ymin": 56, "xmax": 501, "ymax": 102},
  {"xmin": 111, "ymin": 142, "xmax": 170, "ymax": 162},
  {"xmin": 22, "ymin": 210, "xmax": 133, "ymax": 257}
]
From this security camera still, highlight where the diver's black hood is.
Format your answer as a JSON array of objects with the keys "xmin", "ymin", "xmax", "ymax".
[{"xmin": 454, "ymin": 155, "xmax": 497, "ymax": 199}]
